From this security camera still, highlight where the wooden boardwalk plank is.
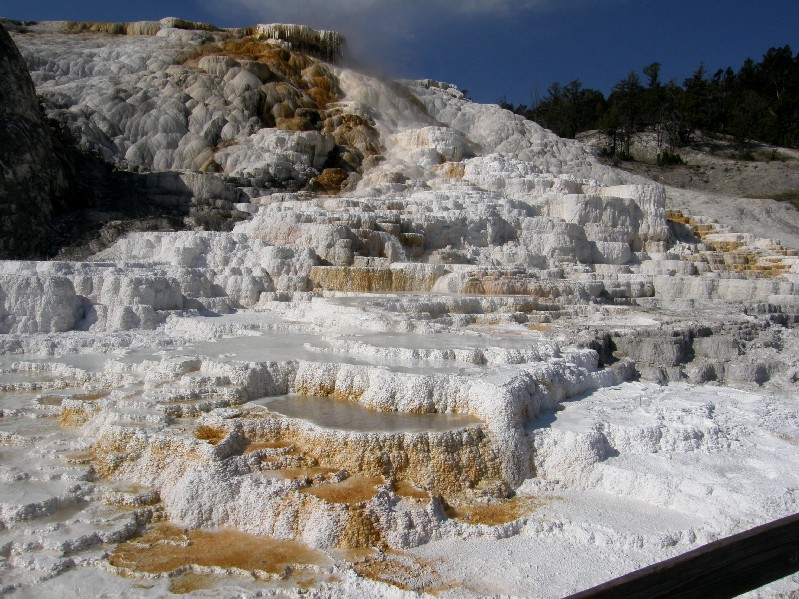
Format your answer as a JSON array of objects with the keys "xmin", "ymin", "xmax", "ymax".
[{"xmin": 567, "ymin": 512, "xmax": 799, "ymax": 599}]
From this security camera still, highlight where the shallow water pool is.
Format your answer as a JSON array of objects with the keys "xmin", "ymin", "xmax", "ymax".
[{"xmin": 250, "ymin": 394, "xmax": 481, "ymax": 433}]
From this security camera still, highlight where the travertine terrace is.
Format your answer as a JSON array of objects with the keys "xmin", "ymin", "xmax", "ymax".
[{"xmin": 0, "ymin": 17, "xmax": 797, "ymax": 597}]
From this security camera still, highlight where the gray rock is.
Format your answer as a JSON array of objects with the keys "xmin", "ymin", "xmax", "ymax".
[{"xmin": 0, "ymin": 23, "xmax": 68, "ymax": 258}]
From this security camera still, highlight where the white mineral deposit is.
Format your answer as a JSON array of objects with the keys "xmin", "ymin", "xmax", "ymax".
[{"xmin": 0, "ymin": 16, "xmax": 797, "ymax": 599}]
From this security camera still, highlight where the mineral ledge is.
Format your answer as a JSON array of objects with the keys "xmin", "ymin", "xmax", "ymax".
[{"xmin": 0, "ymin": 17, "xmax": 797, "ymax": 599}]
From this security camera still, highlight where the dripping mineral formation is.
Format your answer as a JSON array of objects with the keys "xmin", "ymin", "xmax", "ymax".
[{"xmin": 0, "ymin": 16, "xmax": 797, "ymax": 598}]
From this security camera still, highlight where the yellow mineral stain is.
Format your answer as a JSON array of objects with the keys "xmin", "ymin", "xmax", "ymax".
[
  {"xmin": 277, "ymin": 466, "xmax": 338, "ymax": 480},
  {"xmin": 309, "ymin": 167, "xmax": 349, "ymax": 194},
  {"xmin": 351, "ymin": 551, "xmax": 457, "ymax": 594},
  {"xmin": 244, "ymin": 440, "xmax": 294, "ymax": 454},
  {"xmin": 322, "ymin": 112, "xmax": 381, "ymax": 158},
  {"xmin": 339, "ymin": 508, "xmax": 382, "ymax": 549},
  {"xmin": 293, "ymin": 571, "xmax": 341, "ymax": 591},
  {"xmin": 61, "ymin": 21, "xmax": 128, "ymax": 35},
  {"xmin": 336, "ymin": 546, "xmax": 377, "ymax": 562},
  {"xmin": 74, "ymin": 391, "xmax": 111, "ymax": 401},
  {"xmin": 109, "ymin": 524, "xmax": 328, "ymax": 575},
  {"xmin": 306, "ymin": 475, "xmax": 384, "ymax": 504},
  {"xmin": 280, "ymin": 425, "xmax": 501, "ymax": 496},
  {"xmin": 433, "ymin": 163, "xmax": 465, "ymax": 179},
  {"xmin": 393, "ymin": 480, "xmax": 429, "ymax": 501},
  {"xmin": 472, "ymin": 315, "xmax": 507, "ymax": 326},
  {"xmin": 444, "ymin": 495, "xmax": 542, "ymax": 526},
  {"xmin": 183, "ymin": 39, "xmax": 342, "ymax": 109},
  {"xmin": 59, "ymin": 407, "xmax": 93, "ymax": 427},
  {"xmin": 309, "ymin": 266, "xmax": 441, "ymax": 293},
  {"xmin": 195, "ymin": 425, "xmax": 226, "ymax": 445},
  {"xmin": 668, "ymin": 209, "xmax": 793, "ymax": 278},
  {"xmin": 169, "ymin": 573, "xmax": 217, "ymax": 594}
]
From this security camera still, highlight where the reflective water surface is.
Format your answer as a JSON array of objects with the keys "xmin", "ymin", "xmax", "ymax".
[{"xmin": 250, "ymin": 394, "xmax": 481, "ymax": 433}]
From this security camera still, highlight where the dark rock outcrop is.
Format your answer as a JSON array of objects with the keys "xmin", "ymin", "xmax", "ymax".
[
  {"xmin": 0, "ymin": 23, "xmax": 69, "ymax": 258},
  {"xmin": 0, "ymin": 24, "xmax": 252, "ymax": 260}
]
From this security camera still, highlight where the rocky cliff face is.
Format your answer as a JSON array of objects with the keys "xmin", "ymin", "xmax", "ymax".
[
  {"xmin": 1, "ymin": 19, "xmax": 374, "ymax": 258},
  {"xmin": 0, "ymin": 23, "xmax": 69, "ymax": 258}
]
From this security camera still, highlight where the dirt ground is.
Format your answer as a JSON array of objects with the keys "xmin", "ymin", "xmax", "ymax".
[{"xmin": 620, "ymin": 138, "xmax": 799, "ymax": 207}]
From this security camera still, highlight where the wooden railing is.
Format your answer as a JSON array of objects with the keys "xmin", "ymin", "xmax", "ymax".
[{"xmin": 567, "ymin": 512, "xmax": 799, "ymax": 598}]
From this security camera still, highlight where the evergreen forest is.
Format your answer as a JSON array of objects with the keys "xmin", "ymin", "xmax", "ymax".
[{"xmin": 499, "ymin": 46, "xmax": 799, "ymax": 159}]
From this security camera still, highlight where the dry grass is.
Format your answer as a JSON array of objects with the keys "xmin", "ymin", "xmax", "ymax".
[{"xmin": 771, "ymin": 190, "xmax": 799, "ymax": 209}]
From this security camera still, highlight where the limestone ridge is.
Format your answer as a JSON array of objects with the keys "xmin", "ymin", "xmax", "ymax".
[
  {"xmin": 0, "ymin": 17, "xmax": 798, "ymax": 596},
  {"xmin": 2, "ymin": 18, "xmax": 797, "ymax": 332},
  {"xmin": 0, "ymin": 23, "xmax": 68, "ymax": 258},
  {"xmin": 0, "ymin": 16, "xmax": 222, "ymax": 36},
  {"xmin": 0, "ymin": 18, "xmax": 356, "ymax": 258},
  {"xmin": 4, "ymin": 18, "xmax": 347, "ymax": 63},
  {"xmin": 254, "ymin": 24, "xmax": 346, "ymax": 63}
]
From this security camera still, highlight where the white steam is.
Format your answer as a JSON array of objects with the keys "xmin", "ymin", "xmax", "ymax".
[{"xmin": 199, "ymin": 0, "xmax": 606, "ymax": 76}]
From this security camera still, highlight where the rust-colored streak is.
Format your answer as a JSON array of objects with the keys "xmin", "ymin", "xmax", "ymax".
[{"xmin": 109, "ymin": 524, "xmax": 327, "ymax": 575}]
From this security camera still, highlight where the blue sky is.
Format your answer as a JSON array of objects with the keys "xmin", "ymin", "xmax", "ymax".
[{"xmin": 3, "ymin": 0, "xmax": 798, "ymax": 105}]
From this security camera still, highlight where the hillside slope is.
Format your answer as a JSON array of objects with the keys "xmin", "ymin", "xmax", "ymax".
[{"xmin": 579, "ymin": 129, "xmax": 799, "ymax": 248}]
